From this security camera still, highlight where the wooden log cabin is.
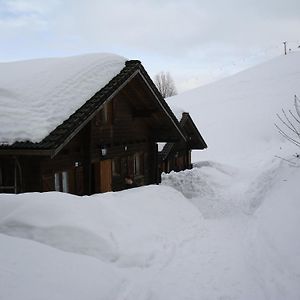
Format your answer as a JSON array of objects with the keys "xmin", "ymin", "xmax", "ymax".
[{"xmin": 0, "ymin": 54, "xmax": 207, "ymax": 195}]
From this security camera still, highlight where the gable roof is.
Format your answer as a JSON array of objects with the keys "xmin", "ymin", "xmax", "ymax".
[
  {"xmin": 0, "ymin": 53, "xmax": 185, "ymax": 156},
  {"xmin": 181, "ymin": 112, "xmax": 207, "ymax": 149}
]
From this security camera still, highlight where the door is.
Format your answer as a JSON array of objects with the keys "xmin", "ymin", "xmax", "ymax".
[{"xmin": 100, "ymin": 159, "xmax": 112, "ymax": 193}]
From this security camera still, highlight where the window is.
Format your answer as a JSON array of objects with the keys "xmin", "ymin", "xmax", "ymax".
[
  {"xmin": 134, "ymin": 153, "xmax": 144, "ymax": 176},
  {"xmin": 54, "ymin": 171, "xmax": 69, "ymax": 193}
]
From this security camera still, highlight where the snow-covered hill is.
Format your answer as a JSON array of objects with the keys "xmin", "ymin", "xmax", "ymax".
[
  {"xmin": 1, "ymin": 53, "xmax": 300, "ymax": 300},
  {"xmin": 169, "ymin": 52, "xmax": 300, "ymax": 167}
]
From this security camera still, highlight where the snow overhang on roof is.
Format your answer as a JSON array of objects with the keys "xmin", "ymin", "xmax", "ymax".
[{"xmin": 0, "ymin": 53, "xmax": 127, "ymax": 146}]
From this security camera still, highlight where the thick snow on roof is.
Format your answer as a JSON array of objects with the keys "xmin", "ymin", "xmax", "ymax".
[{"xmin": 0, "ymin": 53, "xmax": 127, "ymax": 144}]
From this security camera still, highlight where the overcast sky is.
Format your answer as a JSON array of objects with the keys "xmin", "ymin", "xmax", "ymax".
[{"xmin": 0, "ymin": 0, "xmax": 299, "ymax": 92}]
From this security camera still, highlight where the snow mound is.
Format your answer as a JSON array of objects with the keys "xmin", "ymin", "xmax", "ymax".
[
  {"xmin": 0, "ymin": 53, "xmax": 126, "ymax": 144},
  {"xmin": 161, "ymin": 158, "xmax": 288, "ymax": 219},
  {"xmin": 162, "ymin": 161, "xmax": 244, "ymax": 218},
  {"xmin": 0, "ymin": 233, "xmax": 124, "ymax": 300},
  {"xmin": 0, "ymin": 186, "xmax": 203, "ymax": 268}
]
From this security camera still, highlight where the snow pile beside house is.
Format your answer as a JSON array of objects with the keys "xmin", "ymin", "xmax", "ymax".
[
  {"xmin": 0, "ymin": 185, "xmax": 203, "ymax": 267},
  {"xmin": 0, "ymin": 53, "xmax": 126, "ymax": 144},
  {"xmin": 0, "ymin": 185, "xmax": 207, "ymax": 299},
  {"xmin": 161, "ymin": 161, "xmax": 244, "ymax": 218}
]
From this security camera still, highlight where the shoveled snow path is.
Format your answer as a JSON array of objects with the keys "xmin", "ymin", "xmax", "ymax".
[{"xmin": 118, "ymin": 169, "xmax": 253, "ymax": 299}]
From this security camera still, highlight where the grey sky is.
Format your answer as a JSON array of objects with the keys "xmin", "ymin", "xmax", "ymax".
[{"xmin": 0, "ymin": 0, "xmax": 299, "ymax": 92}]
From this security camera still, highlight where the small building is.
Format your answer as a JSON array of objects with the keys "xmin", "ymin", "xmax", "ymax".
[
  {"xmin": 158, "ymin": 111, "xmax": 207, "ymax": 176},
  {"xmin": 0, "ymin": 53, "xmax": 206, "ymax": 195}
]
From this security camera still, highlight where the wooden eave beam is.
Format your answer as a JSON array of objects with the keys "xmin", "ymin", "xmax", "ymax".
[{"xmin": 0, "ymin": 148, "xmax": 53, "ymax": 156}]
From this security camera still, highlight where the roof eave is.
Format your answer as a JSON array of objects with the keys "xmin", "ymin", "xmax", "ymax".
[{"xmin": 0, "ymin": 148, "xmax": 53, "ymax": 156}]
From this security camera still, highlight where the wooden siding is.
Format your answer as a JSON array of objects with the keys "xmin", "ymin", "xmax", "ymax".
[
  {"xmin": 99, "ymin": 159, "xmax": 112, "ymax": 192},
  {"xmin": 39, "ymin": 125, "xmax": 90, "ymax": 194}
]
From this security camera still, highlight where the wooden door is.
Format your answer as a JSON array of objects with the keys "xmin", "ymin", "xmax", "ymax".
[{"xmin": 100, "ymin": 159, "xmax": 112, "ymax": 193}]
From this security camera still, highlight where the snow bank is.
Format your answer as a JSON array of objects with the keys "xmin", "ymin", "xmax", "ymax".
[
  {"xmin": 162, "ymin": 161, "xmax": 243, "ymax": 218},
  {"xmin": 0, "ymin": 53, "xmax": 126, "ymax": 144},
  {"xmin": 0, "ymin": 186, "xmax": 203, "ymax": 268},
  {"xmin": 0, "ymin": 233, "xmax": 124, "ymax": 300},
  {"xmin": 244, "ymin": 162, "xmax": 300, "ymax": 299},
  {"xmin": 0, "ymin": 185, "xmax": 207, "ymax": 299}
]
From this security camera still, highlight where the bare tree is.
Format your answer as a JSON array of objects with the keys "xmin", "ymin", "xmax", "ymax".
[
  {"xmin": 275, "ymin": 95, "xmax": 300, "ymax": 148},
  {"xmin": 154, "ymin": 71, "xmax": 177, "ymax": 98}
]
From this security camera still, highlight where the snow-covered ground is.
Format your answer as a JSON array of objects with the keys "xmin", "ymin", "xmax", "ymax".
[{"xmin": 1, "ymin": 53, "xmax": 300, "ymax": 299}]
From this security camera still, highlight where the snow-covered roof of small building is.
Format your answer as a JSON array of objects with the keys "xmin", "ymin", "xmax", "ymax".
[
  {"xmin": 0, "ymin": 53, "xmax": 126, "ymax": 144},
  {"xmin": 158, "ymin": 101, "xmax": 207, "ymax": 157}
]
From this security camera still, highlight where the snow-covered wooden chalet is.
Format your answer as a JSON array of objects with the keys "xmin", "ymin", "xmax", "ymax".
[
  {"xmin": 158, "ymin": 111, "xmax": 207, "ymax": 176},
  {"xmin": 0, "ymin": 53, "xmax": 207, "ymax": 194}
]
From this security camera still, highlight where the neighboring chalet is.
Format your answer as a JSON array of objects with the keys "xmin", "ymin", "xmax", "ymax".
[
  {"xmin": 0, "ymin": 53, "xmax": 207, "ymax": 195},
  {"xmin": 158, "ymin": 111, "xmax": 207, "ymax": 177}
]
